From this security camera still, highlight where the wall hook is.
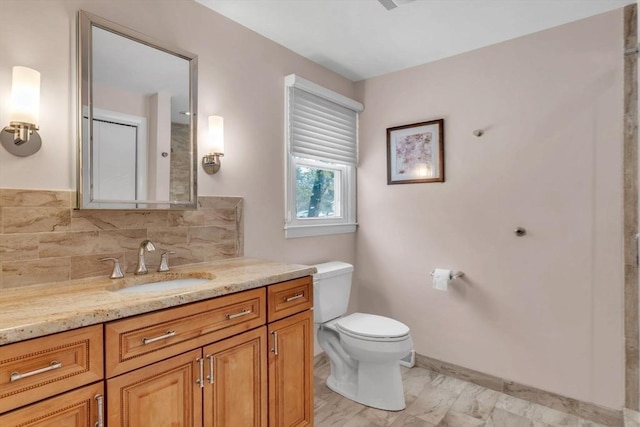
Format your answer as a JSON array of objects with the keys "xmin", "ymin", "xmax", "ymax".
[{"xmin": 472, "ymin": 129, "xmax": 484, "ymax": 137}]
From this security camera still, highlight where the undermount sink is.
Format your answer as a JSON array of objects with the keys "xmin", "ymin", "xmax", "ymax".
[{"xmin": 107, "ymin": 273, "xmax": 215, "ymax": 293}]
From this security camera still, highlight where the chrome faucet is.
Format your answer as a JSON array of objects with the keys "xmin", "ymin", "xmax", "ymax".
[{"xmin": 135, "ymin": 240, "xmax": 156, "ymax": 275}]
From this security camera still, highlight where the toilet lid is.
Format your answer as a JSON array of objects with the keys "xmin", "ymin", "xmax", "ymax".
[{"xmin": 335, "ymin": 313, "xmax": 410, "ymax": 339}]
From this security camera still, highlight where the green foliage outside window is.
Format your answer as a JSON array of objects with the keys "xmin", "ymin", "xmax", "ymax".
[{"xmin": 296, "ymin": 166, "xmax": 335, "ymax": 218}]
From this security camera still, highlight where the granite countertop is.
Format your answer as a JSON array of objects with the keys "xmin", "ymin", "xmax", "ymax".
[{"xmin": 0, "ymin": 257, "xmax": 316, "ymax": 345}]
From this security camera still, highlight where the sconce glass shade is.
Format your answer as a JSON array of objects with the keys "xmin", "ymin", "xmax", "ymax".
[
  {"xmin": 1, "ymin": 66, "xmax": 42, "ymax": 156},
  {"xmin": 208, "ymin": 115, "xmax": 224, "ymax": 154},
  {"xmin": 202, "ymin": 115, "xmax": 224, "ymax": 174},
  {"xmin": 10, "ymin": 66, "xmax": 40, "ymax": 126}
]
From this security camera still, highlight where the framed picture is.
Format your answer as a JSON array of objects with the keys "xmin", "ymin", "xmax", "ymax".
[{"xmin": 386, "ymin": 119, "xmax": 444, "ymax": 184}]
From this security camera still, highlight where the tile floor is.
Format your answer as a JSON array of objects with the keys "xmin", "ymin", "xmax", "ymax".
[{"xmin": 314, "ymin": 359, "xmax": 615, "ymax": 427}]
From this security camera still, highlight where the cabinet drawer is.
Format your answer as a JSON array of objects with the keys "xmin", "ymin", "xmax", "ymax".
[
  {"xmin": 267, "ymin": 276, "xmax": 313, "ymax": 323},
  {"xmin": 0, "ymin": 325, "xmax": 103, "ymax": 413},
  {"xmin": 105, "ymin": 287, "xmax": 266, "ymax": 377},
  {"xmin": 0, "ymin": 381, "xmax": 104, "ymax": 427}
]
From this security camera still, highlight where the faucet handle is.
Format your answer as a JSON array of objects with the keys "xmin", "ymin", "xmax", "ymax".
[
  {"xmin": 158, "ymin": 251, "xmax": 176, "ymax": 272},
  {"xmin": 99, "ymin": 257, "xmax": 124, "ymax": 279}
]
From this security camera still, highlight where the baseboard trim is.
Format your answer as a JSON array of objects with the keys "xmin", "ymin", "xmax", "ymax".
[{"xmin": 414, "ymin": 353, "xmax": 622, "ymax": 427}]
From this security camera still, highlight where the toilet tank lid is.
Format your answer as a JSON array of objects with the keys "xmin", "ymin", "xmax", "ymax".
[{"xmin": 313, "ymin": 261, "xmax": 354, "ymax": 280}]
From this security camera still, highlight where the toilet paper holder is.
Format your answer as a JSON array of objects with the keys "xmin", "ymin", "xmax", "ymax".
[{"xmin": 430, "ymin": 270, "xmax": 465, "ymax": 280}]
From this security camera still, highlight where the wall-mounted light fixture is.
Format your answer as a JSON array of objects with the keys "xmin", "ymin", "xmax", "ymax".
[
  {"xmin": 1, "ymin": 66, "xmax": 42, "ymax": 156},
  {"xmin": 202, "ymin": 115, "xmax": 224, "ymax": 174}
]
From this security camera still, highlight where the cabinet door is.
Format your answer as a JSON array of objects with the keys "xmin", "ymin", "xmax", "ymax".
[
  {"xmin": 268, "ymin": 310, "xmax": 313, "ymax": 427},
  {"xmin": 107, "ymin": 349, "xmax": 202, "ymax": 427},
  {"xmin": 203, "ymin": 327, "xmax": 267, "ymax": 427},
  {"xmin": 0, "ymin": 382, "xmax": 104, "ymax": 427}
]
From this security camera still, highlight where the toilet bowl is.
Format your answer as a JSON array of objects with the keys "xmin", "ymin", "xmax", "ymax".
[{"xmin": 313, "ymin": 262, "xmax": 413, "ymax": 411}]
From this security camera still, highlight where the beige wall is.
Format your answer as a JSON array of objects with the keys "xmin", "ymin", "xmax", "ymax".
[
  {"xmin": 0, "ymin": 0, "xmax": 355, "ymax": 267},
  {"xmin": 0, "ymin": 0, "xmax": 628, "ymax": 410},
  {"xmin": 354, "ymin": 10, "xmax": 624, "ymax": 408}
]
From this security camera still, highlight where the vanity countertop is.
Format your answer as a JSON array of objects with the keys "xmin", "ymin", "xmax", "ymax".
[{"xmin": 0, "ymin": 257, "xmax": 316, "ymax": 345}]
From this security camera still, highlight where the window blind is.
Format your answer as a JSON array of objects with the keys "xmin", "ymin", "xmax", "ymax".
[{"xmin": 288, "ymin": 87, "xmax": 358, "ymax": 166}]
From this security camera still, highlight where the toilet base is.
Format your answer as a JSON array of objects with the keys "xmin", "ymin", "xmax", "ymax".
[{"xmin": 325, "ymin": 360, "xmax": 406, "ymax": 411}]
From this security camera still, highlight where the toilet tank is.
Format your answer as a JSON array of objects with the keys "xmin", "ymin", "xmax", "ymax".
[{"xmin": 313, "ymin": 261, "xmax": 354, "ymax": 323}]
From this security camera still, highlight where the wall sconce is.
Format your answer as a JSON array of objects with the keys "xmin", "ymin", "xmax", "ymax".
[
  {"xmin": 202, "ymin": 115, "xmax": 224, "ymax": 174},
  {"xmin": 0, "ymin": 66, "xmax": 42, "ymax": 156}
]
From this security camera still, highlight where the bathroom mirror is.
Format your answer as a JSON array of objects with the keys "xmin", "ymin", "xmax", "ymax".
[{"xmin": 78, "ymin": 11, "xmax": 198, "ymax": 209}]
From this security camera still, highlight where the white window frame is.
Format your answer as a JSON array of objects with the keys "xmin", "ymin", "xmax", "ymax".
[{"xmin": 284, "ymin": 74, "xmax": 363, "ymax": 239}]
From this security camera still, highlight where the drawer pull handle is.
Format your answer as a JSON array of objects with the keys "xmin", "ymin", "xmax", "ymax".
[
  {"xmin": 142, "ymin": 330, "xmax": 176, "ymax": 345},
  {"xmin": 10, "ymin": 361, "xmax": 62, "ymax": 382},
  {"xmin": 226, "ymin": 309, "xmax": 251, "ymax": 320},
  {"xmin": 95, "ymin": 394, "xmax": 104, "ymax": 427},
  {"xmin": 284, "ymin": 293, "xmax": 304, "ymax": 302}
]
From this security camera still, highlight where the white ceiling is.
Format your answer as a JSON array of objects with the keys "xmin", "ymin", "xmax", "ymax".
[{"xmin": 196, "ymin": 0, "xmax": 635, "ymax": 81}]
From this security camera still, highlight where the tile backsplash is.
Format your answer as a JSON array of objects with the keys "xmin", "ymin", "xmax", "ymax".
[{"xmin": 0, "ymin": 189, "xmax": 243, "ymax": 289}]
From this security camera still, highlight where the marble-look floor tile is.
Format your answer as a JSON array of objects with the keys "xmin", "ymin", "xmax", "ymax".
[
  {"xmin": 439, "ymin": 411, "xmax": 486, "ymax": 426},
  {"xmin": 402, "ymin": 367, "xmax": 438, "ymax": 406},
  {"xmin": 487, "ymin": 407, "xmax": 534, "ymax": 427},
  {"xmin": 494, "ymin": 393, "xmax": 538, "ymax": 418},
  {"xmin": 624, "ymin": 408, "xmax": 640, "ymax": 427},
  {"xmin": 314, "ymin": 394, "xmax": 367, "ymax": 427},
  {"xmin": 390, "ymin": 414, "xmax": 437, "ymax": 427},
  {"xmin": 532, "ymin": 403, "xmax": 583, "ymax": 426},
  {"xmin": 404, "ymin": 375, "xmax": 467, "ymax": 425},
  {"xmin": 314, "ymin": 361, "xmax": 621, "ymax": 427},
  {"xmin": 578, "ymin": 421, "xmax": 611, "ymax": 427},
  {"xmin": 343, "ymin": 414, "xmax": 385, "ymax": 426},
  {"xmin": 449, "ymin": 382, "xmax": 500, "ymax": 421},
  {"xmin": 359, "ymin": 405, "xmax": 404, "ymax": 426}
]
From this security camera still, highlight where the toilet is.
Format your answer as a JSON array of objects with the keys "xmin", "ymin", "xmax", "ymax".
[{"xmin": 313, "ymin": 261, "xmax": 413, "ymax": 411}]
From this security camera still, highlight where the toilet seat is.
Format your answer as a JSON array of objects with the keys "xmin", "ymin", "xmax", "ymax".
[{"xmin": 334, "ymin": 313, "xmax": 410, "ymax": 342}]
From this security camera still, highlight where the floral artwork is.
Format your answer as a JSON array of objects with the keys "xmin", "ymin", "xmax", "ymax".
[
  {"xmin": 386, "ymin": 119, "xmax": 444, "ymax": 184},
  {"xmin": 395, "ymin": 131, "xmax": 433, "ymax": 175}
]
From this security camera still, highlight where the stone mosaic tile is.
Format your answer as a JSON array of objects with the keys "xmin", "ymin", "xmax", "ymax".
[
  {"xmin": 0, "ymin": 189, "xmax": 70, "ymax": 207},
  {"xmin": 70, "ymin": 251, "xmax": 124, "ymax": 280},
  {"xmin": 39, "ymin": 231, "xmax": 101, "ymax": 258},
  {"xmin": 0, "ymin": 234, "xmax": 38, "ymax": 262},
  {"xmin": 99, "ymin": 229, "xmax": 148, "ymax": 252},
  {"xmin": 1, "ymin": 257, "xmax": 70, "ymax": 288},
  {"xmin": 2, "ymin": 207, "xmax": 71, "ymax": 233},
  {"xmin": 168, "ymin": 210, "xmax": 206, "ymax": 227},
  {"xmin": 147, "ymin": 227, "xmax": 189, "ymax": 246},
  {"xmin": 0, "ymin": 189, "xmax": 244, "ymax": 287}
]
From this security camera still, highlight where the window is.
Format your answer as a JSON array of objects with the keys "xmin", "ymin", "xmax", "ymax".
[{"xmin": 284, "ymin": 74, "xmax": 363, "ymax": 238}]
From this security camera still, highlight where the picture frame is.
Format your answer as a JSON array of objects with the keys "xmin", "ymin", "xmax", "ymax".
[{"xmin": 386, "ymin": 119, "xmax": 444, "ymax": 184}]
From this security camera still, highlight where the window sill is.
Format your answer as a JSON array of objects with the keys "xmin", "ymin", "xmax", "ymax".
[{"xmin": 284, "ymin": 223, "xmax": 357, "ymax": 239}]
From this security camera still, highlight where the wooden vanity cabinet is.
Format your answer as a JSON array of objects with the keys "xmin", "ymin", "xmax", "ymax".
[
  {"xmin": 0, "ymin": 324, "xmax": 104, "ymax": 427},
  {"xmin": 0, "ymin": 276, "xmax": 313, "ymax": 427},
  {"xmin": 106, "ymin": 328, "xmax": 267, "ymax": 427},
  {"xmin": 0, "ymin": 382, "xmax": 104, "ymax": 427},
  {"xmin": 267, "ymin": 277, "xmax": 314, "ymax": 427},
  {"xmin": 203, "ymin": 326, "xmax": 267, "ymax": 427},
  {"xmin": 105, "ymin": 288, "xmax": 268, "ymax": 427}
]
